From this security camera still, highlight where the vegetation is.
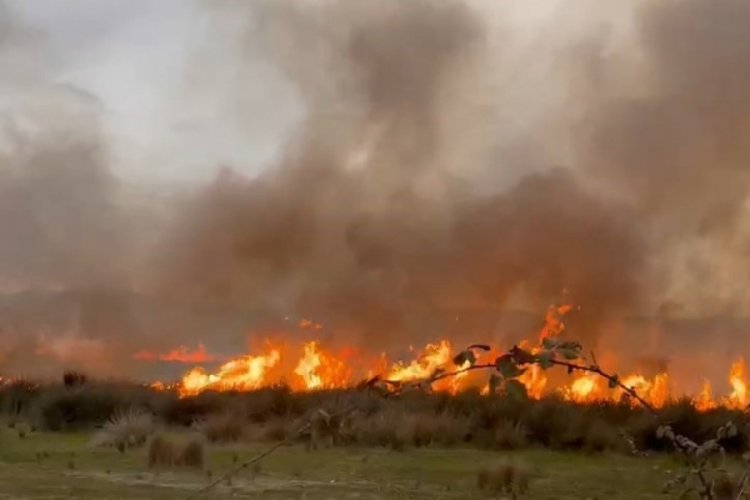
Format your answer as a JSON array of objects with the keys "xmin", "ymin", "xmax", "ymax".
[{"xmin": 1, "ymin": 334, "xmax": 749, "ymax": 498}]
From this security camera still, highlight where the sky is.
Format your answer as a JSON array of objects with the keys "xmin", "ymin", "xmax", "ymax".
[
  {"xmin": 4, "ymin": 0, "xmax": 569, "ymax": 186},
  {"xmin": 6, "ymin": 0, "xmax": 302, "ymax": 185}
]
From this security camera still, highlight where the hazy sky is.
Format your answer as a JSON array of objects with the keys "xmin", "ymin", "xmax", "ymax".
[
  {"xmin": 6, "ymin": 0, "xmax": 302, "ymax": 185},
  {"xmin": 5, "ymin": 0, "xmax": 570, "ymax": 186}
]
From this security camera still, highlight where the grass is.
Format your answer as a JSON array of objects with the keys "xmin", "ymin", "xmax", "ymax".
[{"xmin": 0, "ymin": 423, "xmax": 712, "ymax": 499}]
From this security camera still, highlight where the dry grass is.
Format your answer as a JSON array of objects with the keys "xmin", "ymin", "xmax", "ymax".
[
  {"xmin": 147, "ymin": 434, "xmax": 175, "ymax": 468},
  {"xmin": 194, "ymin": 413, "xmax": 246, "ymax": 443},
  {"xmin": 583, "ymin": 419, "xmax": 627, "ymax": 453},
  {"xmin": 90, "ymin": 407, "xmax": 153, "ymax": 452},
  {"xmin": 493, "ymin": 419, "xmax": 528, "ymax": 450},
  {"xmin": 176, "ymin": 439, "xmax": 205, "ymax": 468}
]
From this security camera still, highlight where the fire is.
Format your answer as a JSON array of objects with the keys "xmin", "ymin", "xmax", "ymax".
[
  {"xmin": 385, "ymin": 341, "xmax": 452, "ymax": 383},
  {"xmin": 563, "ymin": 374, "xmax": 600, "ymax": 403},
  {"xmin": 292, "ymin": 341, "xmax": 351, "ymax": 391},
  {"xmin": 178, "ymin": 348, "xmax": 281, "ymax": 397},
  {"xmin": 519, "ymin": 364, "xmax": 547, "ymax": 399},
  {"xmin": 135, "ymin": 304, "xmax": 749, "ymax": 411},
  {"xmin": 539, "ymin": 304, "xmax": 573, "ymax": 341},
  {"xmin": 727, "ymin": 357, "xmax": 747, "ymax": 409},
  {"xmin": 694, "ymin": 379, "xmax": 717, "ymax": 412}
]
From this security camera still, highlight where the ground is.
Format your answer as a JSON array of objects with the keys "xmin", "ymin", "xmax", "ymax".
[{"xmin": 0, "ymin": 429, "xmax": 694, "ymax": 499}]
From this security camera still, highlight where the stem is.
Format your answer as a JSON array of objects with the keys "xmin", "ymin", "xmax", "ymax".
[{"xmin": 546, "ymin": 359, "xmax": 659, "ymax": 415}]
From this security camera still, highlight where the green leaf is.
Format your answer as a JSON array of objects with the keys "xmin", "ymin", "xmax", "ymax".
[
  {"xmin": 495, "ymin": 355, "xmax": 526, "ymax": 379},
  {"xmin": 541, "ymin": 337, "xmax": 559, "ymax": 350},
  {"xmin": 453, "ymin": 350, "xmax": 476, "ymax": 367},
  {"xmin": 558, "ymin": 341, "xmax": 582, "ymax": 351},
  {"xmin": 509, "ymin": 346, "xmax": 536, "ymax": 365},
  {"xmin": 608, "ymin": 375, "xmax": 619, "ymax": 389},
  {"xmin": 468, "ymin": 344, "xmax": 491, "ymax": 352},
  {"xmin": 559, "ymin": 348, "xmax": 580, "ymax": 360},
  {"xmin": 504, "ymin": 379, "xmax": 528, "ymax": 401},
  {"xmin": 536, "ymin": 351, "xmax": 555, "ymax": 370}
]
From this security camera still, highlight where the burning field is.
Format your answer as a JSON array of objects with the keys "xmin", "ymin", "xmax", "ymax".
[
  {"xmin": 3, "ymin": 0, "xmax": 750, "ymax": 495},
  {"xmin": 133, "ymin": 305, "xmax": 748, "ymax": 412}
]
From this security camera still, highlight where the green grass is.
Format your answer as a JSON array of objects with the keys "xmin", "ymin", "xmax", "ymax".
[{"xmin": 0, "ymin": 425, "xmax": 707, "ymax": 499}]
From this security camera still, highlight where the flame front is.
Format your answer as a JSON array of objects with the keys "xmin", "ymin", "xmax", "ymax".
[
  {"xmin": 292, "ymin": 341, "xmax": 351, "ymax": 391},
  {"xmin": 178, "ymin": 349, "xmax": 281, "ymax": 397},
  {"xmin": 139, "ymin": 305, "xmax": 750, "ymax": 410},
  {"xmin": 385, "ymin": 341, "xmax": 452, "ymax": 383}
]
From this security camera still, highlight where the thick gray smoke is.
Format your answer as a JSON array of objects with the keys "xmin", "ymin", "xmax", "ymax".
[
  {"xmin": 152, "ymin": 0, "xmax": 644, "ymax": 347},
  {"xmin": 1, "ymin": 0, "xmax": 750, "ymax": 382}
]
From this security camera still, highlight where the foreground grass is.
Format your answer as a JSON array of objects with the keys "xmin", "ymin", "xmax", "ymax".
[{"xmin": 0, "ymin": 427, "xmax": 703, "ymax": 499}]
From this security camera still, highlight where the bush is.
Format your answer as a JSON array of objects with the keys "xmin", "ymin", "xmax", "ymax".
[
  {"xmin": 62, "ymin": 371, "xmax": 88, "ymax": 388},
  {"xmin": 147, "ymin": 435, "xmax": 175, "ymax": 468},
  {"xmin": 583, "ymin": 419, "xmax": 625, "ymax": 453},
  {"xmin": 176, "ymin": 439, "xmax": 205, "ymax": 468},
  {"xmin": 492, "ymin": 420, "xmax": 528, "ymax": 450},
  {"xmin": 195, "ymin": 413, "xmax": 246, "ymax": 443},
  {"xmin": 90, "ymin": 407, "xmax": 153, "ymax": 451}
]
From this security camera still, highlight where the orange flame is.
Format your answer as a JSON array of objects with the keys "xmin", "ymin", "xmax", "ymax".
[
  {"xmin": 136, "ymin": 304, "xmax": 750, "ymax": 411},
  {"xmin": 727, "ymin": 357, "xmax": 747, "ymax": 409},
  {"xmin": 386, "ymin": 340, "xmax": 452, "ymax": 383},
  {"xmin": 694, "ymin": 379, "xmax": 717, "ymax": 412},
  {"xmin": 178, "ymin": 348, "xmax": 281, "ymax": 397},
  {"xmin": 292, "ymin": 341, "xmax": 351, "ymax": 390}
]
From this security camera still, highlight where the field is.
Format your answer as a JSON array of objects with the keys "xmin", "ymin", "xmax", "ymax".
[
  {"xmin": 0, "ymin": 427, "xmax": 683, "ymax": 499},
  {"xmin": 0, "ymin": 382, "xmax": 748, "ymax": 498}
]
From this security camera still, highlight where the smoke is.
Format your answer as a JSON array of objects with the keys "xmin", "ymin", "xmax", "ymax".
[
  {"xmin": 573, "ymin": 0, "xmax": 750, "ymax": 315},
  {"xmin": 1, "ymin": 0, "xmax": 750, "ymax": 379},
  {"xmin": 153, "ymin": 0, "xmax": 645, "ymax": 347}
]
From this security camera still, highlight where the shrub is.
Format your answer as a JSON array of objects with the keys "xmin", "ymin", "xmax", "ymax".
[
  {"xmin": 90, "ymin": 407, "xmax": 153, "ymax": 451},
  {"xmin": 492, "ymin": 419, "xmax": 528, "ymax": 450},
  {"xmin": 176, "ymin": 439, "xmax": 205, "ymax": 468},
  {"xmin": 583, "ymin": 419, "xmax": 625, "ymax": 453},
  {"xmin": 147, "ymin": 435, "xmax": 175, "ymax": 468},
  {"xmin": 195, "ymin": 413, "xmax": 246, "ymax": 443},
  {"xmin": 62, "ymin": 371, "xmax": 88, "ymax": 388}
]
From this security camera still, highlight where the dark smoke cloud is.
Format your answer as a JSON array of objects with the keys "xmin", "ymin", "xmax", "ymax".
[
  {"xmin": 153, "ymin": 0, "xmax": 645, "ymax": 347},
  {"xmin": 2, "ymin": 0, "xmax": 750, "ymax": 381},
  {"xmin": 574, "ymin": 0, "xmax": 750, "ymax": 314}
]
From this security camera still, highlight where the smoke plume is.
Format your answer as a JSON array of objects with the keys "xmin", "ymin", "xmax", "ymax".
[{"xmin": 1, "ymin": 0, "xmax": 750, "ymax": 381}]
